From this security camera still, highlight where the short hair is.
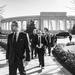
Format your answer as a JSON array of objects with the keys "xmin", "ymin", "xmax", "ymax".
[
  {"xmin": 37, "ymin": 30, "xmax": 42, "ymax": 34},
  {"xmin": 11, "ymin": 21, "xmax": 18, "ymax": 27},
  {"xmin": 44, "ymin": 28, "xmax": 48, "ymax": 31}
]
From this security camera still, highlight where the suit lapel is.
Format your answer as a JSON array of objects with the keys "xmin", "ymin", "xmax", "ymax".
[
  {"xmin": 11, "ymin": 33, "xmax": 14, "ymax": 43},
  {"xmin": 38, "ymin": 35, "xmax": 42, "ymax": 44},
  {"xmin": 16, "ymin": 32, "xmax": 20, "ymax": 42},
  {"xmin": 15, "ymin": 31, "xmax": 21, "ymax": 43}
]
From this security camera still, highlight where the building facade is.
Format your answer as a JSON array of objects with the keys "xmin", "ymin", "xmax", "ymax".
[{"xmin": 1, "ymin": 12, "xmax": 75, "ymax": 34}]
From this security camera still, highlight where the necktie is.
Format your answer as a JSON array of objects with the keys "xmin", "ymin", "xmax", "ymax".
[
  {"xmin": 38, "ymin": 36, "xmax": 41, "ymax": 47},
  {"xmin": 49, "ymin": 35, "xmax": 51, "ymax": 43},
  {"xmin": 13, "ymin": 33, "xmax": 16, "ymax": 43}
]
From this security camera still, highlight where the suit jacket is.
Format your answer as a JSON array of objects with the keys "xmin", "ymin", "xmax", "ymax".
[
  {"xmin": 6, "ymin": 32, "xmax": 30, "ymax": 65},
  {"xmin": 45, "ymin": 34, "xmax": 51, "ymax": 46},
  {"xmin": 35, "ymin": 35, "xmax": 47, "ymax": 48},
  {"xmin": 30, "ymin": 33, "xmax": 37, "ymax": 48}
]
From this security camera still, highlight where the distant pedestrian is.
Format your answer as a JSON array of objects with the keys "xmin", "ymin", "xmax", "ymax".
[
  {"xmin": 30, "ymin": 29, "xmax": 37, "ymax": 59},
  {"xmin": 69, "ymin": 34, "xmax": 72, "ymax": 42},
  {"xmin": 44, "ymin": 28, "xmax": 51, "ymax": 56},
  {"xmin": 53, "ymin": 34, "xmax": 57, "ymax": 46}
]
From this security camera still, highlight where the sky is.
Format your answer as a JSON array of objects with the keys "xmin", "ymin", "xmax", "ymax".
[{"xmin": 0, "ymin": 0, "xmax": 75, "ymax": 18}]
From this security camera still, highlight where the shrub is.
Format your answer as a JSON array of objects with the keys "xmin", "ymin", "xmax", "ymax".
[
  {"xmin": 66, "ymin": 42, "xmax": 75, "ymax": 46},
  {"xmin": 52, "ymin": 44, "xmax": 75, "ymax": 75}
]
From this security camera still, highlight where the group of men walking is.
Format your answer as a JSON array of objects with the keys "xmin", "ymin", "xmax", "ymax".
[
  {"xmin": 6, "ymin": 21, "xmax": 57, "ymax": 75},
  {"xmin": 30, "ymin": 28, "xmax": 57, "ymax": 59}
]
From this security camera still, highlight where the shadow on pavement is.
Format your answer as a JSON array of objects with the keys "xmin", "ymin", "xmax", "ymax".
[
  {"xmin": 26, "ymin": 66, "xmax": 41, "ymax": 71},
  {"xmin": 6, "ymin": 67, "xmax": 66, "ymax": 75},
  {"xmin": 0, "ymin": 59, "xmax": 6, "ymax": 61},
  {"xmin": 40, "ymin": 67, "xmax": 66, "ymax": 75},
  {"xmin": 0, "ymin": 62, "xmax": 8, "ymax": 68},
  {"xmin": 25, "ymin": 66, "xmax": 42, "ymax": 75},
  {"xmin": 27, "ymin": 69, "xmax": 42, "ymax": 75},
  {"xmin": 45, "ymin": 63, "xmax": 59, "ymax": 67},
  {"xmin": 6, "ymin": 69, "xmax": 42, "ymax": 75},
  {"xmin": 0, "ymin": 47, "xmax": 6, "ymax": 51},
  {"xmin": 0, "ymin": 46, "xmax": 6, "ymax": 54},
  {"xmin": 2, "ymin": 51, "xmax": 6, "ymax": 54}
]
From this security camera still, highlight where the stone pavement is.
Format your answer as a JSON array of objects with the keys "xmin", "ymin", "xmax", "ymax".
[{"xmin": 0, "ymin": 46, "xmax": 72, "ymax": 75}]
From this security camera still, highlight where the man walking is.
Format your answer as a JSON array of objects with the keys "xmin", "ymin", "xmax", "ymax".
[
  {"xmin": 44, "ymin": 28, "xmax": 51, "ymax": 56},
  {"xmin": 30, "ymin": 29, "xmax": 37, "ymax": 59},
  {"xmin": 6, "ymin": 21, "xmax": 30, "ymax": 75},
  {"xmin": 35, "ymin": 30, "xmax": 47, "ymax": 70}
]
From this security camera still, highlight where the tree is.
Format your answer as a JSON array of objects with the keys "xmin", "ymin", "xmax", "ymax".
[
  {"xmin": 0, "ymin": 5, "xmax": 6, "ymax": 34},
  {"xmin": 0, "ymin": 5, "xmax": 6, "ymax": 14},
  {"xmin": 71, "ymin": 23, "xmax": 75, "ymax": 34},
  {"xmin": 67, "ymin": 0, "xmax": 75, "ymax": 34},
  {"xmin": 66, "ymin": 0, "xmax": 75, "ymax": 12},
  {"xmin": 26, "ymin": 20, "xmax": 36, "ymax": 35}
]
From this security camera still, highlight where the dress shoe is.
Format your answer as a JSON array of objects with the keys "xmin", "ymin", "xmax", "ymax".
[
  {"xmin": 23, "ymin": 71, "xmax": 27, "ymax": 75},
  {"xmin": 41, "ymin": 65, "xmax": 44, "ymax": 69},
  {"xmin": 38, "ymin": 63, "xmax": 41, "ymax": 67},
  {"xmin": 31, "ymin": 57, "xmax": 33, "ymax": 59}
]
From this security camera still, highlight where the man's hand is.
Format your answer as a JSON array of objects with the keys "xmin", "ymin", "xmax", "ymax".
[
  {"xmin": 25, "ymin": 61, "xmax": 29, "ymax": 66},
  {"xmin": 40, "ymin": 43, "xmax": 43, "ymax": 47},
  {"xmin": 22, "ymin": 58, "xmax": 26, "ymax": 62},
  {"xmin": 36, "ymin": 45, "xmax": 38, "ymax": 47},
  {"xmin": 22, "ymin": 59, "xmax": 29, "ymax": 66}
]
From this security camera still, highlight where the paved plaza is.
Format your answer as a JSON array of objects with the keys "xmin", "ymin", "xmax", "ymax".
[{"xmin": 0, "ymin": 46, "xmax": 72, "ymax": 75}]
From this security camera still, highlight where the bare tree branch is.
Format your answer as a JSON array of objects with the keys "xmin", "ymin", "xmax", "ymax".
[
  {"xmin": 70, "ymin": 1, "xmax": 75, "ymax": 5},
  {"xmin": 66, "ymin": 0, "xmax": 75, "ymax": 11},
  {"xmin": 0, "ymin": 5, "xmax": 6, "ymax": 9},
  {"xmin": 73, "ymin": 0, "xmax": 75, "ymax": 3},
  {"xmin": 0, "ymin": 10, "xmax": 5, "ymax": 14},
  {"xmin": 0, "ymin": 4, "xmax": 6, "ymax": 14}
]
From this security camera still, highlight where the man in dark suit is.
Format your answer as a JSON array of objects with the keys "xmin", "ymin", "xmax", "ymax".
[
  {"xmin": 44, "ymin": 28, "xmax": 51, "ymax": 56},
  {"xmin": 6, "ymin": 21, "xmax": 30, "ymax": 75},
  {"xmin": 30, "ymin": 29, "xmax": 37, "ymax": 59},
  {"xmin": 35, "ymin": 30, "xmax": 47, "ymax": 69}
]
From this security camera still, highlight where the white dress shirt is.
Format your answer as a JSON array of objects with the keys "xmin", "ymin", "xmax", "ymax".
[{"xmin": 13, "ymin": 32, "xmax": 19, "ymax": 42}]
